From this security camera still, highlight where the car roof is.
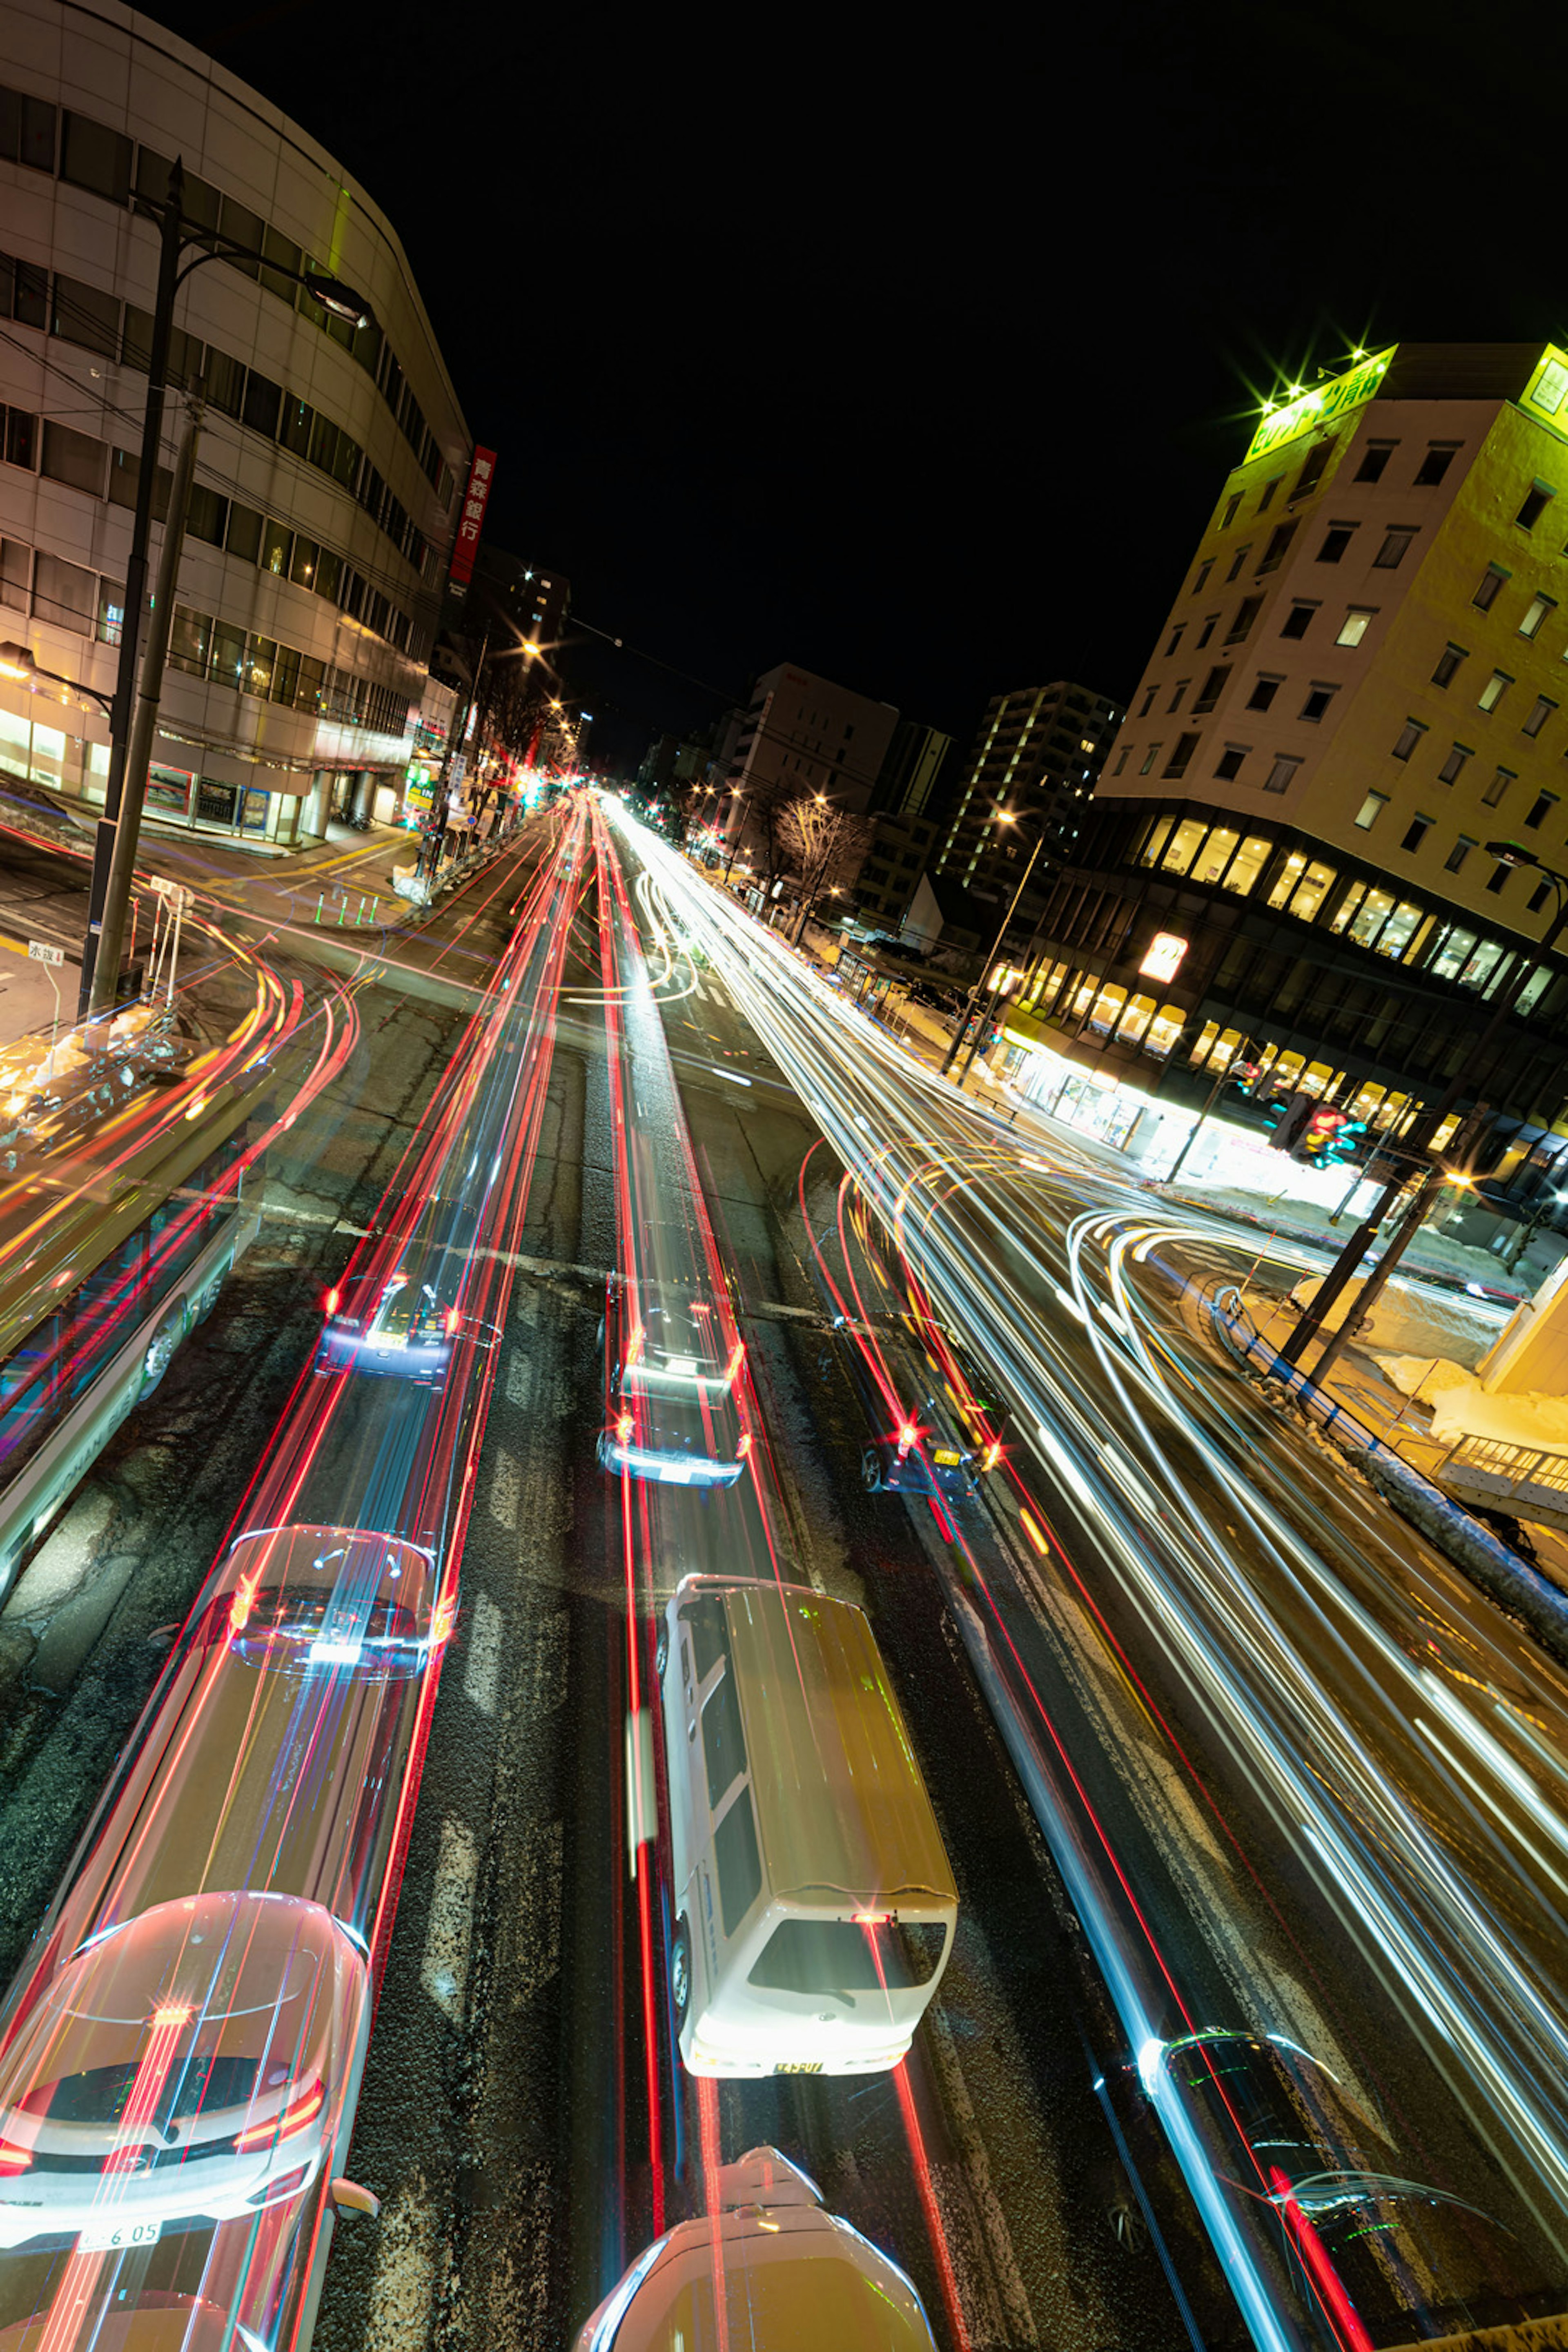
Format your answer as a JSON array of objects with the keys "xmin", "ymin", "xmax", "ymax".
[
  {"xmin": 697, "ymin": 1581, "xmax": 956, "ymax": 1914},
  {"xmin": 625, "ymin": 2212, "xmax": 935, "ymax": 2350}
]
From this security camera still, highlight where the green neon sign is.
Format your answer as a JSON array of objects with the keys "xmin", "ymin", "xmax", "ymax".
[{"xmin": 1244, "ymin": 345, "xmax": 1398, "ymax": 462}]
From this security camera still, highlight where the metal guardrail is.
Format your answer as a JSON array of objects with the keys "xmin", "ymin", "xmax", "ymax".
[{"xmin": 1436, "ymin": 1430, "xmax": 1568, "ymax": 1496}]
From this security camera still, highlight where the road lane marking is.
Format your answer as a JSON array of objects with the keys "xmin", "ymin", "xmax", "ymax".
[
  {"xmin": 463, "ymin": 1592, "xmax": 503, "ymax": 1715},
  {"xmin": 363, "ymin": 2172, "xmax": 438, "ymax": 2352},
  {"xmin": 505, "ymin": 1348, "xmax": 532, "ymax": 1405},
  {"xmin": 421, "ymin": 1816, "xmax": 478, "ymax": 2022},
  {"xmin": 489, "ymin": 1449, "xmax": 520, "ymax": 1527}
]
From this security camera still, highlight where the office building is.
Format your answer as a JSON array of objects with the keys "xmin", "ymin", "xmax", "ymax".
[
  {"xmin": 934, "ymin": 682, "xmax": 1120, "ymax": 945},
  {"xmin": 1007, "ymin": 343, "xmax": 1568, "ymax": 1179},
  {"xmin": 719, "ymin": 662, "xmax": 899, "ymax": 864},
  {"xmin": 0, "ymin": 0, "xmax": 468, "ymax": 845},
  {"xmin": 870, "ymin": 717, "xmax": 952, "ymax": 818}
]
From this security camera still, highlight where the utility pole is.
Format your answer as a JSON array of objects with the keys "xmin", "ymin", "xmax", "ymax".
[
  {"xmin": 941, "ymin": 829, "xmax": 1046, "ymax": 1079},
  {"xmin": 89, "ymin": 388, "xmax": 203, "ymax": 1018},
  {"xmin": 80, "ymin": 161, "xmax": 185, "ymax": 1018},
  {"xmin": 1159, "ymin": 1036, "xmax": 1255, "ymax": 1189}
]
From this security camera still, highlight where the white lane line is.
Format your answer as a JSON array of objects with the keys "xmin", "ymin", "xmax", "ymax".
[
  {"xmin": 692, "ymin": 975, "xmax": 710, "ymax": 1002},
  {"xmin": 363, "ymin": 2171, "xmax": 438, "ymax": 2352},
  {"xmin": 625, "ymin": 1709, "xmax": 655, "ymax": 1871},
  {"xmin": 421, "ymin": 1816, "xmax": 479, "ymax": 2022},
  {"xmin": 505, "ymin": 1347, "xmax": 532, "ymax": 1405},
  {"xmin": 463, "ymin": 1592, "xmax": 503, "ymax": 1715},
  {"xmin": 490, "ymin": 1449, "xmax": 520, "ymax": 1527}
]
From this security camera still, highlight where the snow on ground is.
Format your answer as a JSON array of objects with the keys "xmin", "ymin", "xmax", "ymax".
[
  {"xmin": 1288, "ymin": 1272, "xmax": 1510, "ymax": 1368},
  {"xmin": 1377, "ymin": 1355, "xmax": 1568, "ymax": 1451}
]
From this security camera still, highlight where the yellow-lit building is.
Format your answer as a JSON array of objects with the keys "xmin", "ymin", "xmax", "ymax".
[{"xmin": 1008, "ymin": 342, "xmax": 1568, "ymax": 1200}]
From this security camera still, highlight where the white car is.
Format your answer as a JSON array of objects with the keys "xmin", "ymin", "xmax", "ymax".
[
  {"xmin": 0, "ymin": 1889, "xmax": 365, "ymax": 2251},
  {"xmin": 573, "ymin": 2145, "xmax": 937, "ymax": 2351}
]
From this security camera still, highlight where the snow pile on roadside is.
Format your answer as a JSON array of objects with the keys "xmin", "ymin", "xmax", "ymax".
[
  {"xmin": 1289, "ymin": 1273, "xmax": 1508, "ymax": 1368},
  {"xmin": 1377, "ymin": 1355, "xmax": 1568, "ymax": 1451}
]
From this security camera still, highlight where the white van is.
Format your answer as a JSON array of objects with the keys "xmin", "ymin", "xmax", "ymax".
[{"xmin": 657, "ymin": 1575, "xmax": 957, "ymax": 2078}]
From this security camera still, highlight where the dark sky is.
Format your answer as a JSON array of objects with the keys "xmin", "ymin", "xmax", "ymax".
[{"xmin": 149, "ymin": 0, "xmax": 1568, "ymax": 771}]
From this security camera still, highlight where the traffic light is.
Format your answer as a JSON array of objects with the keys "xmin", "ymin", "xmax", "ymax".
[
  {"xmin": 1226, "ymin": 1058, "xmax": 1262, "ymax": 1098},
  {"xmin": 1261, "ymin": 1090, "xmax": 1313, "ymax": 1153},
  {"xmin": 1308, "ymin": 1112, "xmax": 1367, "ymax": 1168}
]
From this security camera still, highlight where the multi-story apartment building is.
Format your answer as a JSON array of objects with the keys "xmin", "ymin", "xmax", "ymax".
[
  {"xmin": 1007, "ymin": 343, "xmax": 1568, "ymax": 1177},
  {"xmin": 934, "ymin": 681, "xmax": 1120, "ymax": 945},
  {"xmin": 719, "ymin": 662, "xmax": 899, "ymax": 864},
  {"xmin": 0, "ymin": 0, "xmax": 468, "ymax": 846}
]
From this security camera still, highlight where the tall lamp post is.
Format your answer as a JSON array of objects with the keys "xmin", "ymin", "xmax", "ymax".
[
  {"xmin": 940, "ymin": 811, "xmax": 1047, "ymax": 1081},
  {"xmin": 1281, "ymin": 838, "xmax": 1568, "ymax": 1378},
  {"xmin": 76, "ymin": 158, "xmax": 373, "ymax": 1017}
]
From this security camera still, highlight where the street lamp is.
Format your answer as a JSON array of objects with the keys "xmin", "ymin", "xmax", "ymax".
[
  {"xmin": 1282, "ymin": 836, "xmax": 1568, "ymax": 1378},
  {"xmin": 0, "ymin": 641, "xmax": 114, "ymax": 717},
  {"xmin": 940, "ymin": 811, "xmax": 1047, "ymax": 1080},
  {"xmin": 78, "ymin": 158, "xmax": 373, "ymax": 1017}
]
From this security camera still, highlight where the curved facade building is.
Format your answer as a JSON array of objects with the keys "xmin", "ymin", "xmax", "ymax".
[{"xmin": 0, "ymin": 0, "xmax": 469, "ymax": 844}]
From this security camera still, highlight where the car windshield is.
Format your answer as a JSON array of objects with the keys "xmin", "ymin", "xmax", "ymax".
[
  {"xmin": 223, "ymin": 1584, "xmax": 429, "ymax": 1672},
  {"xmin": 748, "ymin": 1918, "xmax": 948, "ymax": 1997},
  {"xmin": 17, "ymin": 2053, "xmax": 263, "ymax": 2129}
]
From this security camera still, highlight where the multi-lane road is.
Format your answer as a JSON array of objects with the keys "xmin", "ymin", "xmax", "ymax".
[{"xmin": 2, "ymin": 795, "xmax": 1566, "ymax": 2350}]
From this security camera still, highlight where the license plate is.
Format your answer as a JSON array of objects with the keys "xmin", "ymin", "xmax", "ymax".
[
  {"xmin": 660, "ymin": 1464, "xmax": 692, "ymax": 1485},
  {"xmin": 79, "ymin": 2218, "xmax": 161, "ymax": 2252},
  {"xmin": 775, "ymin": 2061, "xmax": 823, "ymax": 2075},
  {"xmin": 932, "ymin": 1449, "xmax": 961, "ymax": 1466}
]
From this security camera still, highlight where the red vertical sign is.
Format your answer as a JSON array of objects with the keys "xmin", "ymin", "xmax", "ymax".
[{"xmin": 450, "ymin": 445, "xmax": 497, "ymax": 588}]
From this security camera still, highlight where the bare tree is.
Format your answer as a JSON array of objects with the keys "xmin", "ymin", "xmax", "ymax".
[{"xmin": 777, "ymin": 797, "xmax": 874, "ymax": 943}]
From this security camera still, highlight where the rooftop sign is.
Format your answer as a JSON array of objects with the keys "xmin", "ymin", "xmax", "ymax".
[
  {"xmin": 1522, "ymin": 345, "xmax": 1568, "ymax": 429},
  {"xmin": 1244, "ymin": 345, "xmax": 1397, "ymax": 463}
]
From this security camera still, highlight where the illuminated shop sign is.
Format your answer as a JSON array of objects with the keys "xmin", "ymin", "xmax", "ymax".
[
  {"xmin": 1138, "ymin": 931, "xmax": 1189, "ymax": 984},
  {"xmin": 1244, "ymin": 346, "xmax": 1397, "ymax": 462},
  {"xmin": 1523, "ymin": 345, "xmax": 1568, "ymax": 426}
]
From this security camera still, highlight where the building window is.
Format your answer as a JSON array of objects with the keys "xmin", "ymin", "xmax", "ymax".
[
  {"xmin": 1530, "ymin": 880, "xmax": 1554, "ymax": 913},
  {"xmin": 1165, "ymin": 624, "xmax": 1185, "ymax": 656},
  {"xmin": 1264, "ymin": 753, "xmax": 1303, "ymax": 794},
  {"xmin": 1223, "ymin": 835, "xmax": 1272, "ymax": 895},
  {"xmin": 1401, "ymin": 814, "xmax": 1432, "ymax": 851},
  {"xmin": 1112, "ymin": 748, "xmax": 1130, "ymax": 775},
  {"xmin": 1214, "ymin": 744, "xmax": 1248, "ymax": 780},
  {"xmin": 1160, "ymin": 817, "xmax": 1208, "ymax": 875},
  {"xmin": 1138, "ymin": 685, "xmax": 1157, "ymax": 716},
  {"xmin": 1192, "ymin": 560, "xmax": 1214, "ymax": 597},
  {"xmin": 1280, "ymin": 601, "xmax": 1317, "ymax": 639},
  {"xmin": 1317, "ymin": 523, "xmax": 1356, "ymax": 562},
  {"xmin": 1523, "ymin": 695, "xmax": 1557, "ymax": 738},
  {"xmin": 1194, "ymin": 666, "xmax": 1231, "ymax": 712},
  {"xmin": 1437, "ymin": 744, "xmax": 1472, "ymax": 784},
  {"xmin": 1220, "ymin": 493, "xmax": 1242, "ymax": 529},
  {"xmin": 1391, "ymin": 719, "xmax": 1426, "ymax": 760},
  {"xmin": 1225, "ymin": 545, "xmax": 1252, "ymax": 583},
  {"xmin": 1139, "ymin": 744, "xmax": 1160, "ymax": 775},
  {"xmin": 1167, "ymin": 679, "xmax": 1189, "ymax": 712},
  {"xmin": 1478, "ymin": 670, "xmax": 1512, "ymax": 711},
  {"xmin": 1258, "ymin": 476, "xmax": 1283, "ymax": 512},
  {"xmin": 1356, "ymin": 441, "xmax": 1396, "ymax": 483},
  {"xmin": 1520, "ymin": 592, "xmax": 1557, "ymax": 639},
  {"xmin": 1356, "ymin": 791, "xmax": 1388, "ymax": 829},
  {"xmin": 1480, "ymin": 766, "xmax": 1515, "ymax": 807},
  {"xmin": 1432, "ymin": 643, "xmax": 1466, "ymax": 687},
  {"xmin": 1414, "ymin": 444, "xmax": 1460, "ymax": 487},
  {"xmin": 1300, "ymin": 682, "xmax": 1338, "ymax": 722},
  {"xmin": 1486, "ymin": 860, "xmax": 1512, "ymax": 893},
  {"xmin": 1195, "ymin": 614, "xmax": 1218, "ymax": 648},
  {"xmin": 1474, "ymin": 565, "xmax": 1508, "ymax": 611},
  {"xmin": 1291, "ymin": 440, "xmax": 1335, "ymax": 500},
  {"xmin": 1337, "ymin": 606, "xmax": 1375, "ymax": 646},
  {"xmin": 1516, "ymin": 483, "xmax": 1555, "ymax": 530},
  {"xmin": 1247, "ymin": 674, "xmax": 1282, "ymax": 711},
  {"xmin": 1445, "ymin": 835, "xmax": 1476, "ymax": 874},
  {"xmin": 1226, "ymin": 596, "xmax": 1263, "ymax": 643},
  {"xmin": 1257, "ymin": 522, "xmax": 1297, "ymax": 573},
  {"xmin": 50, "ymin": 272, "xmax": 120, "ymax": 360},
  {"xmin": 1163, "ymin": 733, "xmax": 1199, "ymax": 779},
  {"xmin": 1373, "ymin": 528, "xmax": 1417, "ymax": 568},
  {"xmin": 1526, "ymin": 790, "xmax": 1558, "ymax": 829}
]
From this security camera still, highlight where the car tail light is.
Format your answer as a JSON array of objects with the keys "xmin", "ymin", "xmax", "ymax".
[
  {"xmin": 725, "ymin": 1341, "xmax": 744, "ymax": 1381},
  {"xmin": 982, "ymin": 1442, "xmax": 1001, "ymax": 1472},
  {"xmin": 234, "ymin": 2077, "xmax": 324, "ymax": 2153},
  {"xmin": 896, "ymin": 1423, "xmax": 919, "ymax": 1457},
  {"xmin": 323, "ymin": 1288, "xmax": 340, "ymax": 1317},
  {"xmin": 616, "ymin": 1412, "xmax": 633, "ymax": 1443},
  {"xmin": 444, "ymin": 1306, "xmax": 460, "ymax": 1336},
  {"xmin": 851, "ymin": 1911, "xmax": 889, "ymax": 1926},
  {"xmin": 0, "ymin": 2137, "xmax": 31, "ymax": 2176},
  {"xmin": 737, "ymin": 1432, "xmax": 753, "ymax": 1458}
]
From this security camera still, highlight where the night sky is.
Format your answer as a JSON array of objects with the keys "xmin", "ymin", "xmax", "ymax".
[{"xmin": 147, "ymin": 0, "xmax": 1568, "ymax": 771}]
